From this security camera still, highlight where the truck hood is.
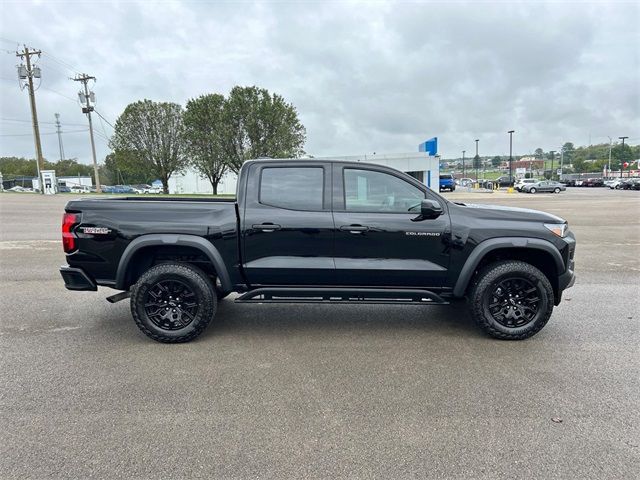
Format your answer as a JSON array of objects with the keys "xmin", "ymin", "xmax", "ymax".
[{"xmin": 459, "ymin": 203, "xmax": 565, "ymax": 224}]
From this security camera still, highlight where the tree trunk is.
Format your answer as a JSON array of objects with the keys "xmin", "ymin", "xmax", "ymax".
[
  {"xmin": 162, "ymin": 176, "xmax": 169, "ymax": 194},
  {"xmin": 212, "ymin": 181, "xmax": 218, "ymax": 195}
]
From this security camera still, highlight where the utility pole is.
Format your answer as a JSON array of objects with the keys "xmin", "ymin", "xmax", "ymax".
[
  {"xmin": 508, "ymin": 130, "xmax": 515, "ymax": 185},
  {"xmin": 462, "ymin": 150, "xmax": 466, "ymax": 178},
  {"xmin": 55, "ymin": 113, "xmax": 65, "ymax": 161},
  {"xmin": 73, "ymin": 74, "xmax": 101, "ymax": 193},
  {"xmin": 607, "ymin": 136, "xmax": 612, "ymax": 177},
  {"xmin": 549, "ymin": 151, "xmax": 555, "ymax": 180},
  {"xmin": 16, "ymin": 46, "xmax": 44, "ymax": 194},
  {"xmin": 474, "ymin": 139, "xmax": 479, "ymax": 182},
  {"xmin": 619, "ymin": 136, "xmax": 628, "ymax": 178}
]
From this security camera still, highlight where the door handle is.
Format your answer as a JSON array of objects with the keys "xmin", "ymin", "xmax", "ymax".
[
  {"xmin": 340, "ymin": 225, "xmax": 369, "ymax": 234},
  {"xmin": 253, "ymin": 223, "xmax": 282, "ymax": 232}
]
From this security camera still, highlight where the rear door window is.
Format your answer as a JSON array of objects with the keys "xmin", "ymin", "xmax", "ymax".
[{"xmin": 260, "ymin": 167, "xmax": 324, "ymax": 211}]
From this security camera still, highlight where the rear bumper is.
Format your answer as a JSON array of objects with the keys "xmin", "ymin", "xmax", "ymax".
[{"xmin": 60, "ymin": 265, "xmax": 97, "ymax": 291}]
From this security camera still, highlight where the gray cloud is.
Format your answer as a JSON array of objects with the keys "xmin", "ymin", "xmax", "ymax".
[{"xmin": 1, "ymin": 0, "xmax": 638, "ymax": 166}]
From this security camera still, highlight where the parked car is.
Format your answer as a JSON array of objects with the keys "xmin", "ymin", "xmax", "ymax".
[
  {"xmin": 582, "ymin": 178, "xmax": 604, "ymax": 187},
  {"xmin": 439, "ymin": 174, "xmax": 455, "ymax": 192},
  {"xmin": 70, "ymin": 185, "xmax": 91, "ymax": 193},
  {"xmin": 60, "ymin": 158, "xmax": 576, "ymax": 343},
  {"xmin": 144, "ymin": 185, "xmax": 163, "ymax": 194},
  {"xmin": 131, "ymin": 184, "xmax": 151, "ymax": 194},
  {"xmin": 522, "ymin": 180, "xmax": 567, "ymax": 194},
  {"xmin": 620, "ymin": 178, "xmax": 640, "ymax": 190},
  {"xmin": 456, "ymin": 177, "xmax": 474, "ymax": 187},
  {"xmin": 515, "ymin": 178, "xmax": 539, "ymax": 192}
]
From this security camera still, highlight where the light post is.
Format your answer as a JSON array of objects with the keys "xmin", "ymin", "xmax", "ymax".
[
  {"xmin": 508, "ymin": 130, "xmax": 515, "ymax": 185},
  {"xmin": 619, "ymin": 136, "xmax": 628, "ymax": 178},
  {"xmin": 474, "ymin": 139, "xmax": 479, "ymax": 182},
  {"xmin": 549, "ymin": 150, "xmax": 555, "ymax": 180},
  {"xmin": 462, "ymin": 150, "xmax": 466, "ymax": 178}
]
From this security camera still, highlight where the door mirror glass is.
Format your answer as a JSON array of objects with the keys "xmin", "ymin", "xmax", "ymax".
[{"xmin": 420, "ymin": 199, "xmax": 443, "ymax": 219}]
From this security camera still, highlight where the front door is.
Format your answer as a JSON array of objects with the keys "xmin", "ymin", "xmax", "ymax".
[
  {"xmin": 332, "ymin": 165, "xmax": 450, "ymax": 287},
  {"xmin": 242, "ymin": 162, "xmax": 334, "ymax": 286}
]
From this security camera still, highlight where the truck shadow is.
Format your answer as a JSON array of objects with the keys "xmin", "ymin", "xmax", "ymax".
[{"xmin": 200, "ymin": 299, "xmax": 483, "ymax": 341}]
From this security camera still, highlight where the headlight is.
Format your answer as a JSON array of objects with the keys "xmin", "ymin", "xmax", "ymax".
[{"xmin": 544, "ymin": 222, "xmax": 568, "ymax": 238}]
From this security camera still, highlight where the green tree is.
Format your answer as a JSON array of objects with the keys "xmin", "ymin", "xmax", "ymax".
[
  {"xmin": 223, "ymin": 86, "xmax": 306, "ymax": 173},
  {"xmin": 534, "ymin": 148, "xmax": 544, "ymax": 159},
  {"xmin": 183, "ymin": 94, "xmax": 228, "ymax": 194},
  {"xmin": 110, "ymin": 99, "xmax": 187, "ymax": 193},
  {"xmin": 491, "ymin": 155, "xmax": 502, "ymax": 167},
  {"xmin": 561, "ymin": 142, "xmax": 575, "ymax": 165},
  {"xmin": 104, "ymin": 151, "xmax": 151, "ymax": 185}
]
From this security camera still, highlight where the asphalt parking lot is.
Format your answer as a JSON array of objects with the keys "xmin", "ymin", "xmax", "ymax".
[{"xmin": 1, "ymin": 188, "xmax": 638, "ymax": 479}]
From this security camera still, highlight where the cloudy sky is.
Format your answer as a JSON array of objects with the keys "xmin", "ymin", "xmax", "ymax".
[{"xmin": 0, "ymin": 0, "xmax": 638, "ymax": 165}]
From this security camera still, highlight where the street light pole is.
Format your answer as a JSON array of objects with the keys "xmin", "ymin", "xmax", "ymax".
[
  {"xmin": 462, "ymin": 150, "xmax": 466, "ymax": 178},
  {"xmin": 474, "ymin": 139, "xmax": 479, "ymax": 182},
  {"xmin": 549, "ymin": 151, "xmax": 555, "ymax": 180},
  {"xmin": 619, "ymin": 136, "xmax": 629, "ymax": 178},
  {"xmin": 508, "ymin": 130, "xmax": 514, "ymax": 184},
  {"xmin": 607, "ymin": 136, "xmax": 612, "ymax": 177}
]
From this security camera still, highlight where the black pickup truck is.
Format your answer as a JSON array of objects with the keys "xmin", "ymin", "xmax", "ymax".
[{"xmin": 60, "ymin": 159, "xmax": 575, "ymax": 343}]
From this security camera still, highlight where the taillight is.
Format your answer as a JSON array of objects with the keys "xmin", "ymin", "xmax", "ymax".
[{"xmin": 62, "ymin": 213, "xmax": 80, "ymax": 253}]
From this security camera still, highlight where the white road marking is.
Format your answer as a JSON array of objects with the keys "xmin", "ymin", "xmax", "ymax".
[{"xmin": 0, "ymin": 240, "xmax": 59, "ymax": 250}]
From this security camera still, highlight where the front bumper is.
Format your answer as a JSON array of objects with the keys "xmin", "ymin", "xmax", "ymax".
[{"xmin": 60, "ymin": 265, "xmax": 97, "ymax": 291}]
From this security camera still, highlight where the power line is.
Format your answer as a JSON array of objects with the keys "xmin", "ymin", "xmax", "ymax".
[
  {"xmin": 42, "ymin": 51, "xmax": 80, "ymax": 75},
  {"xmin": 0, "ymin": 128, "xmax": 88, "ymax": 137},
  {"xmin": 1, "ymin": 117, "xmax": 87, "ymax": 127},
  {"xmin": 93, "ymin": 109, "xmax": 115, "ymax": 129}
]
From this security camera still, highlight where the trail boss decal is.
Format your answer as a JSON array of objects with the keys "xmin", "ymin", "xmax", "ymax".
[
  {"xmin": 81, "ymin": 227, "xmax": 112, "ymax": 235},
  {"xmin": 405, "ymin": 231, "xmax": 440, "ymax": 237}
]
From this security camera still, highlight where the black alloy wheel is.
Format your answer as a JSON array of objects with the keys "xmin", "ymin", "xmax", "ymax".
[
  {"xmin": 468, "ymin": 260, "xmax": 554, "ymax": 340},
  {"xmin": 130, "ymin": 263, "xmax": 216, "ymax": 343},
  {"xmin": 144, "ymin": 279, "xmax": 199, "ymax": 331},
  {"xmin": 485, "ymin": 277, "xmax": 542, "ymax": 328}
]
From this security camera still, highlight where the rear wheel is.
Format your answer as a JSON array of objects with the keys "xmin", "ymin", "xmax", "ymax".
[
  {"xmin": 529, "ymin": 187, "xmax": 537, "ymax": 194},
  {"xmin": 130, "ymin": 263, "xmax": 216, "ymax": 343},
  {"xmin": 468, "ymin": 260, "xmax": 554, "ymax": 340}
]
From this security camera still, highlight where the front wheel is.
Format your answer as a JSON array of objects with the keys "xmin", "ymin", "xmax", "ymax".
[
  {"xmin": 468, "ymin": 260, "xmax": 554, "ymax": 340},
  {"xmin": 554, "ymin": 187, "xmax": 561, "ymax": 193},
  {"xmin": 130, "ymin": 263, "xmax": 217, "ymax": 343}
]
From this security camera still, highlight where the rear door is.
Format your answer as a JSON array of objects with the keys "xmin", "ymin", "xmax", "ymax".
[
  {"xmin": 241, "ymin": 161, "xmax": 334, "ymax": 286},
  {"xmin": 332, "ymin": 164, "xmax": 451, "ymax": 287}
]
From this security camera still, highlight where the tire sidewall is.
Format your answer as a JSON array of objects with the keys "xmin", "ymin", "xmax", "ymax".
[
  {"xmin": 470, "ymin": 261, "xmax": 554, "ymax": 339},
  {"xmin": 131, "ymin": 264, "xmax": 216, "ymax": 342},
  {"xmin": 480, "ymin": 271, "xmax": 551, "ymax": 337}
]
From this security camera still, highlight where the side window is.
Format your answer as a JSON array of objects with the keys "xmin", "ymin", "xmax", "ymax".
[
  {"xmin": 344, "ymin": 168, "xmax": 425, "ymax": 213},
  {"xmin": 260, "ymin": 167, "xmax": 324, "ymax": 211}
]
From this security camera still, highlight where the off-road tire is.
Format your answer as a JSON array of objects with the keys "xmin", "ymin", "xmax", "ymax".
[
  {"xmin": 130, "ymin": 262, "xmax": 216, "ymax": 343},
  {"xmin": 468, "ymin": 260, "xmax": 554, "ymax": 340}
]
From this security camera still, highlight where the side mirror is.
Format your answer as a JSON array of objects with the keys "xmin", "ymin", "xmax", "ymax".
[{"xmin": 414, "ymin": 199, "xmax": 443, "ymax": 221}]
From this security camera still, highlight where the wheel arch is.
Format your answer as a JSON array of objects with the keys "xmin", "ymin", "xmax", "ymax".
[
  {"xmin": 115, "ymin": 234, "xmax": 232, "ymax": 292},
  {"xmin": 453, "ymin": 237, "xmax": 564, "ymax": 298}
]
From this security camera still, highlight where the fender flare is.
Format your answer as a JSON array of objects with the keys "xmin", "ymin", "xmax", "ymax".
[
  {"xmin": 452, "ymin": 237, "xmax": 565, "ymax": 297},
  {"xmin": 115, "ymin": 234, "xmax": 232, "ymax": 292}
]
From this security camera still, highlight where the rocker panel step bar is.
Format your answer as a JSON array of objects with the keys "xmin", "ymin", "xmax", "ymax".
[{"xmin": 235, "ymin": 287, "xmax": 448, "ymax": 305}]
